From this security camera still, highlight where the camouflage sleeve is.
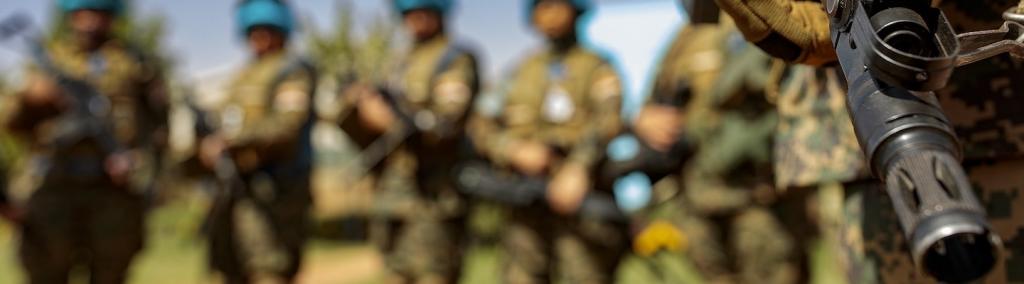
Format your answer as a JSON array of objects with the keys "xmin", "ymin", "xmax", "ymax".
[
  {"xmin": 485, "ymin": 64, "xmax": 536, "ymax": 167},
  {"xmin": 429, "ymin": 52, "xmax": 480, "ymax": 140},
  {"xmin": 465, "ymin": 113, "xmax": 500, "ymax": 157},
  {"xmin": 567, "ymin": 62, "xmax": 624, "ymax": 169},
  {"xmin": 712, "ymin": 0, "xmax": 836, "ymax": 66},
  {"xmin": 227, "ymin": 68, "xmax": 314, "ymax": 153}
]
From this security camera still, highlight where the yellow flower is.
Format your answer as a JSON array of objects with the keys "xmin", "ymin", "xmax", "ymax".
[{"xmin": 633, "ymin": 220, "xmax": 687, "ymax": 257}]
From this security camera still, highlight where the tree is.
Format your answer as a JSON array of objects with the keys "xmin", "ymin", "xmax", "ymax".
[{"xmin": 304, "ymin": 0, "xmax": 400, "ymax": 84}]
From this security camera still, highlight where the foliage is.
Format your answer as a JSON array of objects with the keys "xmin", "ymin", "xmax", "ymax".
[{"xmin": 304, "ymin": 0, "xmax": 401, "ymax": 84}]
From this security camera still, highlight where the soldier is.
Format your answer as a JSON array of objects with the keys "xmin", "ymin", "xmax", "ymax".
[
  {"xmin": 1, "ymin": 0, "xmax": 169, "ymax": 282},
  {"xmin": 710, "ymin": 0, "xmax": 1024, "ymax": 283},
  {"xmin": 472, "ymin": 0, "xmax": 626, "ymax": 282},
  {"xmin": 337, "ymin": 0, "xmax": 481, "ymax": 282},
  {"xmin": 668, "ymin": 1, "xmax": 873, "ymax": 283},
  {"xmin": 633, "ymin": 1, "xmax": 833, "ymax": 282},
  {"xmin": 196, "ymin": 0, "xmax": 317, "ymax": 282}
]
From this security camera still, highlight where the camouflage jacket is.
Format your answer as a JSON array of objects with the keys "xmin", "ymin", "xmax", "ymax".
[
  {"xmin": 3, "ymin": 38, "xmax": 168, "ymax": 175},
  {"xmin": 483, "ymin": 43, "xmax": 623, "ymax": 174},
  {"xmin": 648, "ymin": 20, "xmax": 781, "ymax": 212},
  {"xmin": 335, "ymin": 35, "xmax": 479, "ymax": 175},
  {"xmin": 218, "ymin": 51, "xmax": 316, "ymax": 176},
  {"xmin": 392, "ymin": 35, "xmax": 481, "ymax": 173},
  {"xmin": 773, "ymin": 66, "xmax": 868, "ymax": 188}
]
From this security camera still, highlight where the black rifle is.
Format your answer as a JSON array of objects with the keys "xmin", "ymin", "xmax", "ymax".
[
  {"xmin": 600, "ymin": 84, "xmax": 694, "ymax": 187},
  {"xmin": 340, "ymin": 78, "xmax": 476, "ymax": 178},
  {"xmin": 181, "ymin": 92, "xmax": 245, "ymax": 239},
  {"xmin": 822, "ymin": 1, "xmax": 1024, "ymax": 282},
  {"xmin": 337, "ymin": 85, "xmax": 426, "ymax": 181},
  {"xmin": 455, "ymin": 161, "xmax": 627, "ymax": 222}
]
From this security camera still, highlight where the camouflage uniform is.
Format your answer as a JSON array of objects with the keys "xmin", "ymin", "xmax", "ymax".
[
  {"xmin": 3, "ymin": 38, "xmax": 168, "ymax": 284},
  {"xmin": 205, "ymin": 51, "xmax": 316, "ymax": 283},
  {"xmin": 712, "ymin": 0, "xmax": 1024, "ymax": 282},
  {"xmin": 353, "ymin": 34, "xmax": 481, "ymax": 283},
  {"xmin": 647, "ymin": 17, "xmax": 825, "ymax": 283},
  {"xmin": 477, "ymin": 43, "xmax": 626, "ymax": 283},
  {"xmin": 774, "ymin": 65, "xmax": 873, "ymax": 284}
]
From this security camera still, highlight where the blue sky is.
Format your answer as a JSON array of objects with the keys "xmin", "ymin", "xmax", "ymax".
[{"xmin": 0, "ymin": 0, "xmax": 685, "ymax": 116}]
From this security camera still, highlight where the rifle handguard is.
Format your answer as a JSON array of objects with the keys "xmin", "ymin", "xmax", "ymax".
[
  {"xmin": 827, "ymin": 0, "xmax": 1003, "ymax": 281},
  {"xmin": 455, "ymin": 162, "xmax": 627, "ymax": 222}
]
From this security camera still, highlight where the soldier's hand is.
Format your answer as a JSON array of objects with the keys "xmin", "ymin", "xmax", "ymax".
[
  {"xmin": 105, "ymin": 151, "xmax": 136, "ymax": 187},
  {"xmin": 547, "ymin": 163, "xmax": 590, "ymax": 215},
  {"xmin": 199, "ymin": 134, "xmax": 227, "ymax": 170},
  {"xmin": 23, "ymin": 74, "xmax": 66, "ymax": 109},
  {"xmin": 356, "ymin": 89, "xmax": 396, "ymax": 134},
  {"xmin": 508, "ymin": 140, "xmax": 552, "ymax": 176},
  {"xmin": 635, "ymin": 105, "xmax": 681, "ymax": 152}
]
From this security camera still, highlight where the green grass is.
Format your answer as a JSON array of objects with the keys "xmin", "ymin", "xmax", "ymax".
[
  {"xmin": 0, "ymin": 199, "xmax": 844, "ymax": 284},
  {"xmin": 459, "ymin": 244, "xmax": 502, "ymax": 284},
  {"xmin": 0, "ymin": 220, "xmax": 23, "ymax": 283},
  {"xmin": 129, "ymin": 200, "xmax": 209, "ymax": 284}
]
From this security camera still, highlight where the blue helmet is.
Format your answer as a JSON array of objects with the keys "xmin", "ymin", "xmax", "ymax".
[
  {"xmin": 236, "ymin": 0, "xmax": 295, "ymax": 38},
  {"xmin": 58, "ymin": 0, "xmax": 123, "ymax": 14},
  {"xmin": 393, "ymin": 0, "xmax": 454, "ymax": 15}
]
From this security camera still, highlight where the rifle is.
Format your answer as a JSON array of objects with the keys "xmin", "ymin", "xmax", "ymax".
[
  {"xmin": 339, "ymin": 81, "xmax": 472, "ymax": 182},
  {"xmin": 0, "ymin": 13, "xmax": 126, "ymax": 185},
  {"xmin": 822, "ymin": 1, "xmax": 1024, "ymax": 281},
  {"xmin": 0, "ymin": 14, "xmax": 124, "ymax": 176},
  {"xmin": 337, "ymin": 85, "xmax": 423, "ymax": 181},
  {"xmin": 600, "ymin": 89, "xmax": 694, "ymax": 188},
  {"xmin": 184, "ymin": 89, "xmax": 272, "ymax": 269},
  {"xmin": 455, "ymin": 161, "xmax": 628, "ymax": 222},
  {"xmin": 338, "ymin": 43, "xmax": 478, "ymax": 182}
]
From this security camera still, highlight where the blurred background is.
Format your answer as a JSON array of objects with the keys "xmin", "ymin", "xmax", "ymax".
[{"xmin": 0, "ymin": 0, "xmax": 694, "ymax": 283}]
